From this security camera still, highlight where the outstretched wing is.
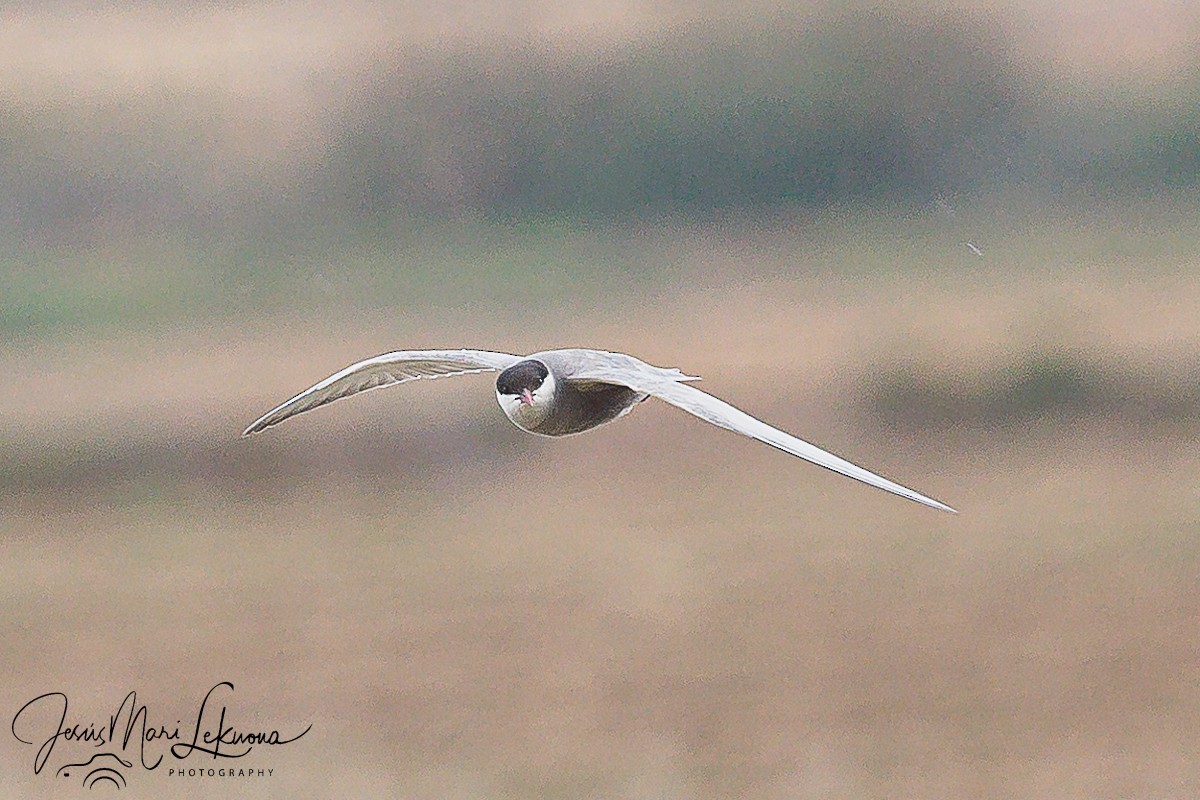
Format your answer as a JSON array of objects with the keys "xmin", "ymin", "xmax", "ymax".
[
  {"xmin": 565, "ymin": 363, "xmax": 955, "ymax": 512},
  {"xmin": 243, "ymin": 349, "xmax": 522, "ymax": 435}
]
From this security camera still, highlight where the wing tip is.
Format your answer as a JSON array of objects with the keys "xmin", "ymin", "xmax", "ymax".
[
  {"xmin": 912, "ymin": 493, "xmax": 957, "ymax": 513},
  {"xmin": 241, "ymin": 418, "xmax": 271, "ymax": 437}
]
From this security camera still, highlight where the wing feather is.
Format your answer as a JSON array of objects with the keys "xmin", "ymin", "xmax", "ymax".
[
  {"xmin": 566, "ymin": 362, "xmax": 954, "ymax": 512},
  {"xmin": 243, "ymin": 349, "xmax": 521, "ymax": 435}
]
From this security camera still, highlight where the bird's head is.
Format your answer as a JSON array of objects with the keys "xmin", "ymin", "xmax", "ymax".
[{"xmin": 495, "ymin": 359, "xmax": 555, "ymax": 428}]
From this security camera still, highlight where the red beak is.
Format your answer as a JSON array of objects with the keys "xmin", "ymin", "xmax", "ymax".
[{"xmin": 520, "ymin": 389, "xmax": 534, "ymax": 406}]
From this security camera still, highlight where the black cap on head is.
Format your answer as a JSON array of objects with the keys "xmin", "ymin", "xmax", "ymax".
[{"xmin": 496, "ymin": 360, "xmax": 549, "ymax": 396}]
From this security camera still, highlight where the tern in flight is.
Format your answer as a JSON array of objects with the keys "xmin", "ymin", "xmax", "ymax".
[{"xmin": 243, "ymin": 348, "xmax": 955, "ymax": 512}]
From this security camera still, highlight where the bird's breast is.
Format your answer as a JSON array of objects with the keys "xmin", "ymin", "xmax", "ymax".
[{"xmin": 523, "ymin": 383, "xmax": 643, "ymax": 437}]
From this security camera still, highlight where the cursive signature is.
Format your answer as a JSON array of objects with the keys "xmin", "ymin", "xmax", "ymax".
[
  {"xmin": 170, "ymin": 682, "xmax": 311, "ymax": 759},
  {"xmin": 11, "ymin": 682, "xmax": 310, "ymax": 777}
]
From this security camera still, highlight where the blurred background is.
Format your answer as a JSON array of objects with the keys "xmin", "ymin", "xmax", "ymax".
[{"xmin": 3, "ymin": 1, "xmax": 1200, "ymax": 797}]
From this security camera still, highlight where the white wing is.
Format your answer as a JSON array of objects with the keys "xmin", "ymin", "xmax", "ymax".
[
  {"xmin": 536, "ymin": 348, "xmax": 701, "ymax": 383},
  {"xmin": 565, "ymin": 364, "xmax": 955, "ymax": 512},
  {"xmin": 243, "ymin": 349, "xmax": 521, "ymax": 435}
]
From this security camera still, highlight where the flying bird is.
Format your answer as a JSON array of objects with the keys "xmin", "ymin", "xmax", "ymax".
[{"xmin": 243, "ymin": 348, "xmax": 954, "ymax": 512}]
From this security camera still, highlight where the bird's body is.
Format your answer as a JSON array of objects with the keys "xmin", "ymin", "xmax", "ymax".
[
  {"xmin": 496, "ymin": 349, "xmax": 666, "ymax": 436},
  {"xmin": 244, "ymin": 347, "xmax": 955, "ymax": 512}
]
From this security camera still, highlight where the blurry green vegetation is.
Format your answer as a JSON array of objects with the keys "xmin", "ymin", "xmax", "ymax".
[
  {"xmin": 4, "ymin": 6, "xmax": 1198, "ymax": 434},
  {"xmin": 0, "ymin": 219, "xmax": 669, "ymax": 340},
  {"xmin": 869, "ymin": 351, "xmax": 1200, "ymax": 430},
  {"xmin": 321, "ymin": 13, "xmax": 1022, "ymax": 221},
  {"xmin": 0, "ymin": 10, "xmax": 1196, "ymax": 245},
  {"xmin": 1073, "ymin": 94, "xmax": 1200, "ymax": 194},
  {"xmin": 3, "ymin": 195, "xmax": 1198, "ymax": 342}
]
